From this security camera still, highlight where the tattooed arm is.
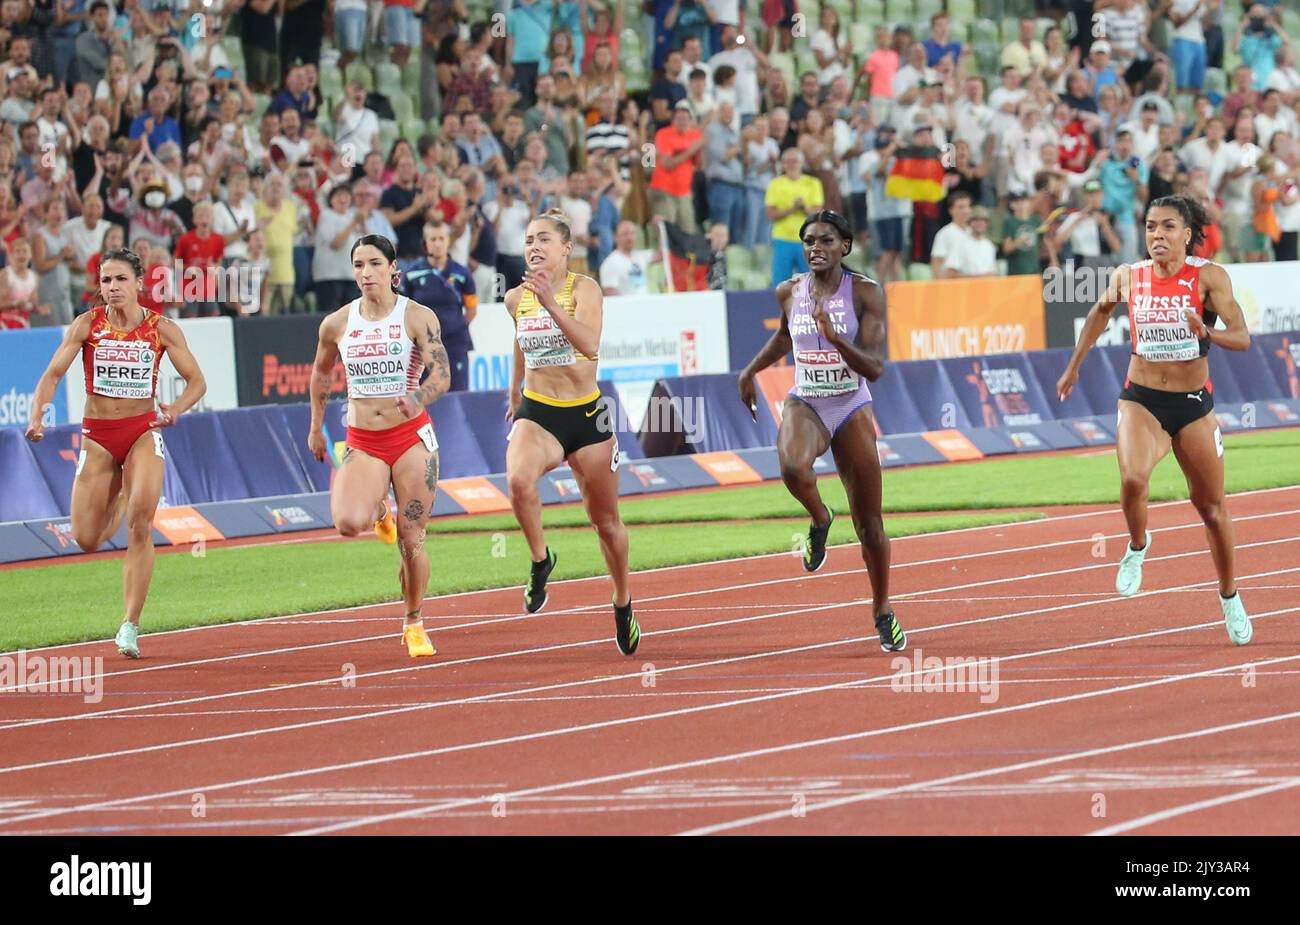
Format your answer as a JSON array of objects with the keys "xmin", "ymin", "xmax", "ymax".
[
  {"xmin": 307, "ymin": 309, "xmax": 345, "ymax": 461},
  {"xmin": 396, "ymin": 303, "xmax": 452, "ymax": 416}
]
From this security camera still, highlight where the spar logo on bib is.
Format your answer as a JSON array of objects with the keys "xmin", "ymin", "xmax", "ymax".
[
  {"xmin": 795, "ymin": 349, "xmax": 856, "ymax": 397},
  {"xmin": 346, "ymin": 342, "xmax": 404, "ymax": 359}
]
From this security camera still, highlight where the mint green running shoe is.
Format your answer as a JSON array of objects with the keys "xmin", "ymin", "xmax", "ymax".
[
  {"xmin": 1116, "ymin": 531, "xmax": 1151, "ymax": 597},
  {"xmin": 115, "ymin": 622, "xmax": 140, "ymax": 659},
  {"xmin": 1221, "ymin": 593, "xmax": 1253, "ymax": 646}
]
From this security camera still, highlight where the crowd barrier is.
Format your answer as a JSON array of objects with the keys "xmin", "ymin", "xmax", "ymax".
[{"xmin": 3, "ymin": 332, "xmax": 1298, "ymax": 564}]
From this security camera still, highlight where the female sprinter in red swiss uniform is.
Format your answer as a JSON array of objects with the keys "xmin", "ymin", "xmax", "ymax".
[
  {"xmin": 308, "ymin": 235, "xmax": 451, "ymax": 657},
  {"xmin": 25, "ymin": 249, "xmax": 207, "ymax": 658},
  {"xmin": 1058, "ymin": 196, "xmax": 1254, "ymax": 645},
  {"xmin": 504, "ymin": 209, "xmax": 638, "ymax": 655}
]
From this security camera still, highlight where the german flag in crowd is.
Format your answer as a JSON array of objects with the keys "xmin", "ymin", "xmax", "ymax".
[
  {"xmin": 885, "ymin": 146, "xmax": 946, "ymax": 203},
  {"xmin": 661, "ymin": 221, "xmax": 712, "ymax": 292}
]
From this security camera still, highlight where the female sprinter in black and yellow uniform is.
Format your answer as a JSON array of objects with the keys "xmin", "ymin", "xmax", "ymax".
[
  {"xmin": 504, "ymin": 208, "xmax": 639, "ymax": 655},
  {"xmin": 1058, "ymin": 196, "xmax": 1253, "ymax": 645}
]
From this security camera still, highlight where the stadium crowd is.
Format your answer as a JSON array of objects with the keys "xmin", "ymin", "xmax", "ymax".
[{"xmin": 0, "ymin": 0, "xmax": 1297, "ymax": 334}]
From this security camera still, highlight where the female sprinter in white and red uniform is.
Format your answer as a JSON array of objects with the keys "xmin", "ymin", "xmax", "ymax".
[
  {"xmin": 308, "ymin": 234, "xmax": 451, "ymax": 658},
  {"xmin": 504, "ymin": 208, "xmax": 639, "ymax": 655},
  {"xmin": 25, "ymin": 248, "xmax": 207, "ymax": 658},
  {"xmin": 1058, "ymin": 196, "xmax": 1254, "ymax": 645}
]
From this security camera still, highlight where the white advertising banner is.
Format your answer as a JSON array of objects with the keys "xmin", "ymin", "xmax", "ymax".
[
  {"xmin": 64, "ymin": 317, "xmax": 240, "ymax": 423},
  {"xmin": 467, "ymin": 292, "xmax": 730, "ymax": 428},
  {"xmin": 1225, "ymin": 261, "xmax": 1300, "ymax": 335}
]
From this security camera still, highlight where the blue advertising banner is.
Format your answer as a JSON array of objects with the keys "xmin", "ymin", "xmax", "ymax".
[
  {"xmin": 0, "ymin": 328, "xmax": 67, "ymax": 429},
  {"xmin": 725, "ymin": 289, "xmax": 784, "ymax": 372}
]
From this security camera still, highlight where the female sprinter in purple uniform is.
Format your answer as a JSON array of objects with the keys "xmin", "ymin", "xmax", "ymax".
[{"xmin": 738, "ymin": 210, "xmax": 905, "ymax": 653}]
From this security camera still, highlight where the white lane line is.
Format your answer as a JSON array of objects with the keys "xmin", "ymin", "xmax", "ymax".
[
  {"xmin": 4, "ymin": 604, "xmax": 1297, "ymax": 831},
  {"xmin": 1088, "ymin": 777, "xmax": 1300, "ymax": 835},
  {"xmin": 4, "ymin": 508, "xmax": 1296, "ymax": 702},
  {"xmin": 12, "ymin": 483, "xmax": 1300, "ymax": 656},
  {"xmin": 3, "ymin": 535, "xmax": 1297, "ymax": 734},
  {"xmin": 298, "ymin": 651, "xmax": 1300, "ymax": 835},
  {"xmin": 676, "ymin": 705, "xmax": 1300, "ymax": 836}
]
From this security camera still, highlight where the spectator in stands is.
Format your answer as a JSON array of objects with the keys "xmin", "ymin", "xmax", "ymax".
[
  {"xmin": 234, "ymin": 0, "xmax": 280, "ymax": 94},
  {"xmin": 32, "ymin": 198, "xmax": 75, "ymax": 326},
  {"xmin": 765, "ymin": 146, "xmax": 822, "ymax": 286},
  {"xmin": 282, "ymin": 0, "xmax": 326, "ymax": 75},
  {"xmin": 710, "ymin": 24, "xmax": 767, "ymax": 127},
  {"xmin": 1220, "ymin": 113, "xmax": 1263, "ymax": 260},
  {"xmin": 493, "ymin": 173, "xmax": 529, "ymax": 291},
  {"xmin": 742, "ymin": 112, "xmax": 779, "ymax": 248},
  {"xmin": 128, "ymin": 87, "xmax": 181, "ymax": 155},
  {"xmin": 892, "ymin": 42, "xmax": 932, "ymax": 114},
  {"xmin": 1223, "ymin": 64, "xmax": 1261, "ymax": 123},
  {"xmin": 858, "ymin": 123, "xmax": 907, "ymax": 283},
  {"xmin": 931, "ymin": 192, "xmax": 982, "ymax": 278},
  {"xmin": 73, "ymin": 1, "xmax": 116, "ymax": 90},
  {"xmin": 173, "ymin": 202, "xmax": 231, "ymax": 317},
  {"xmin": 1002, "ymin": 190, "xmax": 1045, "ymax": 274},
  {"xmin": 382, "ymin": 0, "xmax": 419, "ymax": 68},
  {"xmin": 650, "ymin": 101, "xmax": 704, "ymax": 232},
  {"xmin": 1120, "ymin": 100, "xmax": 1164, "ymax": 162},
  {"xmin": 1054, "ymin": 178, "xmax": 1121, "ymax": 267},
  {"xmin": 675, "ymin": 36, "xmax": 709, "ymax": 92},
  {"xmin": 169, "ymin": 160, "xmax": 209, "ymax": 231},
  {"xmin": 1099, "ymin": 130, "xmax": 1149, "ymax": 262},
  {"xmin": 254, "ymin": 170, "xmax": 297, "ymax": 314},
  {"xmin": 1269, "ymin": 43, "xmax": 1300, "ymax": 101},
  {"xmin": 1002, "ymin": 17, "xmax": 1047, "ymax": 78},
  {"xmin": 379, "ymin": 153, "xmax": 428, "ymax": 261},
  {"xmin": 352, "ymin": 180, "xmax": 398, "ymax": 241},
  {"xmin": 584, "ymin": 0, "xmax": 624, "ymax": 73},
  {"xmin": 268, "ymin": 65, "xmax": 312, "ymax": 120},
  {"xmin": 269, "ymin": 108, "xmax": 311, "ymax": 171},
  {"xmin": 651, "ymin": 49, "xmax": 688, "ymax": 130},
  {"xmin": 524, "ymin": 74, "xmax": 574, "ymax": 175},
  {"xmin": 703, "ymin": 99, "xmax": 745, "ymax": 244},
  {"xmin": 1237, "ymin": 3, "xmax": 1289, "ymax": 90},
  {"xmin": 600, "ymin": 218, "xmax": 651, "ymax": 296},
  {"xmin": 1255, "ymin": 88, "xmax": 1290, "ymax": 150},
  {"xmin": 334, "ymin": 0, "xmax": 369, "ymax": 71},
  {"xmin": 810, "ymin": 6, "xmax": 851, "ymax": 90},
  {"xmin": 0, "ymin": 237, "xmax": 45, "ymax": 328},
  {"xmin": 1084, "ymin": 41, "xmax": 1120, "ymax": 102},
  {"xmin": 507, "ymin": 0, "xmax": 552, "ymax": 107},
  {"xmin": 334, "ymin": 80, "xmax": 380, "ymax": 164},
  {"xmin": 446, "ymin": 46, "xmax": 495, "ymax": 116},
  {"xmin": 456, "ymin": 112, "xmax": 507, "ymax": 200},
  {"xmin": 1166, "ymin": 0, "xmax": 1210, "ymax": 93}
]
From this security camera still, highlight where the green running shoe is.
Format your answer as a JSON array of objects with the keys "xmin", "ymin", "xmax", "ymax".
[
  {"xmin": 524, "ymin": 548, "xmax": 557, "ymax": 614},
  {"xmin": 804, "ymin": 510, "xmax": 833, "ymax": 572},
  {"xmin": 875, "ymin": 610, "xmax": 906, "ymax": 653},
  {"xmin": 115, "ymin": 622, "xmax": 140, "ymax": 659},
  {"xmin": 1116, "ymin": 531, "xmax": 1151, "ymax": 597},
  {"xmin": 1221, "ymin": 592, "xmax": 1252, "ymax": 646},
  {"xmin": 614, "ymin": 600, "xmax": 640, "ymax": 656}
]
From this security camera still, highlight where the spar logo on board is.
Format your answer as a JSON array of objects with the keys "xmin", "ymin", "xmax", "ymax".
[{"xmin": 267, "ymin": 506, "xmax": 315, "ymax": 526}]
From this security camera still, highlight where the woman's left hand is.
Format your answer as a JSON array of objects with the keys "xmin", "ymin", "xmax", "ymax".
[
  {"xmin": 395, "ymin": 393, "xmax": 423, "ymax": 418},
  {"xmin": 1184, "ymin": 308, "xmax": 1210, "ymax": 340}
]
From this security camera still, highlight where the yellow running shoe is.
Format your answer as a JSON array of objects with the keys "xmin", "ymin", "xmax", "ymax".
[
  {"xmin": 375, "ymin": 504, "xmax": 397, "ymax": 545},
  {"xmin": 402, "ymin": 623, "xmax": 436, "ymax": 657}
]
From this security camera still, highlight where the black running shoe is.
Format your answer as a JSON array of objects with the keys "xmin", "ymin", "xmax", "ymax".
[
  {"xmin": 803, "ymin": 510, "xmax": 833, "ymax": 572},
  {"xmin": 875, "ymin": 610, "xmax": 907, "ymax": 653},
  {"xmin": 524, "ymin": 548, "xmax": 557, "ymax": 614},
  {"xmin": 614, "ymin": 600, "xmax": 640, "ymax": 655}
]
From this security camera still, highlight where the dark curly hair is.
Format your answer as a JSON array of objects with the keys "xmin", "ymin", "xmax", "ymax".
[{"xmin": 1147, "ymin": 195, "xmax": 1210, "ymax": 255}]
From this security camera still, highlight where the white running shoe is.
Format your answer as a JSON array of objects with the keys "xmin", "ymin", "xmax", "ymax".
[
  {"xmin": 1116, "ymin": 531, "xmax": 1151, "ymax": 597},
  {"xmin": 115, "ymin": 622, "xmax": 140, "ymax": 659},
  {"xmin": 1221, "ymin": 593, "xmax": 1253, "ymax": 646}
]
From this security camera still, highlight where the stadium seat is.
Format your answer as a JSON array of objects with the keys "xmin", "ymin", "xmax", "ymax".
[
  {"xmin": 425, "ymin": 117, "xmax": 441, "ymax": 137},
  {"xmin": 319, "ymin": 68, "xmax": 343, "ymax": 100},
  {"xmin": 825, "ymin": 0, "xmax": 853, "ymax": 21},
  {"xmin": 250, "ymin": 93, "xmax": 270, "ymax": 120},
  {"xmin": 947, "ymin": 0, "xmax": 977, "ymax": 23},
  {"xmin": 907, "ymin": 263, "xmax": 933, "ymax": 281},
  {"xmin": 1286, "ymin": 8, "xmax": 1300, "ymax": 38},
  {"xmin": 402, "ymin": 63, "xmax": 422, "ymax": 97},
  {"xmin": 378, "ymin": 118, "xmax": 399, "ymax": 153},
  {"xmin": 768, "ymin": 52, "xmax": 796, "ymax": 87},
  {"xmin": 999, "ymin": 19, "xmax": 1019, "ymax": 46},
  {"xmin": 884, "ymin": 0, "xmax": 913, "ymax": 27},
  {"xmin": 725, "ymin": 245, "xmax": 753, "ymax": 275},
  {"xmin": 915, "ymin": 0, "xmax": 943, "ymax": 23},
  {"xmin": 1035, "ymin": 18, "xmax": 1056, "ymax": 40},
  {"xmin": 348, "ymin": 63, "xmax": 374, "ymax": 90},
  {"xmin": 375, "ymin": 62, "xmax": 402, "ymax": 91},
  {"xmin": 389, "ymin": 89, "xmax": 414, "ymax": 123},
  {"xmin": 849, "ymin": 22, "xmax": 872, "ymax": 56},
  {"xmin": 858, "ymin": 0, "xmax": 884, "ymax": 23},
  {"xmin": 752, "ymin": 242, "xmax": 772, "ymax": 272},
  {"xmin": 975, "ymin": 44, "xmax": 1001, "ymax": 78},
  {"xmin": 969, "ymin": 19, "xmax": 998, "ymax": 48},
  {"xmin": 1204, "ymin": 68, "xmax": 1227, "ymax": 95},
  {"xmin": 401, "ymin": 118, "xmax": 427, "ymax": 143}
]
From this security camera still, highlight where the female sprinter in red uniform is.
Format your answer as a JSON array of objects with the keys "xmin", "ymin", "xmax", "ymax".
[
  {"xmin": 1057, "ymin": 195, "xmax": 1253, "ymax": 645},
  {"xmin": 308, "ymin": 235, "xmax": 451, "ymax": 657},
  {"xmin": 738, "ymin": 210, "xmax": 905, "ymax": 653},
  {"xmin": 505, "ymin": 209, "xmax": 639, "ymax": 655},
  {"xmin": 25, "ymin": 249, "xmax": 207, "ymax": 658}
]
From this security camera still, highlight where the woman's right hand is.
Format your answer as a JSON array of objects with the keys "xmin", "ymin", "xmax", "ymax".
[
  {"xmin": 307, "ymin": 428, "xmax": 327, "ymax": 462},
  {"xmin": 1056, "ymin": 367, "xmax": 1078, "ymax": 402},
  {"xmin": 738, "ymin": 372, "xmax": 758, "ymax": 422},
  {"xmin": 505, "ymin": 393, "xmax": 520, "ymax": 423}
]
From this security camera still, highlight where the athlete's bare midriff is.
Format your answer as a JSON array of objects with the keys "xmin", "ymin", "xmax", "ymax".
[
  {"xmin": 523, "ymin": 360, "xmax": 600, "ymax": 402},
  {"xmin": 1126, "ymin": 354, "xmax": 1211, "ymax": 393},
  {"xmin": 83, "ymin": 395, "xmax": 157, "ymax": 420}
]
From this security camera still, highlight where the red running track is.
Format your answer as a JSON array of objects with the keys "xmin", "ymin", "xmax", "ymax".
[{"xmin": 1, "ymin": 486, "xmax": 1299, "ymax": 835}]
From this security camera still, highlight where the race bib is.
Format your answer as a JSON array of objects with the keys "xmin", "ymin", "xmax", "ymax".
[
  {"xmin": 417, "ymin": 422, "xmax": 438, "ymax": 453},
  {"xmin": 152, "ymin": 431, "xmax": 165, "ymax": 458},
  {"xmin": 794, "ymin": 349, "xmax": 857, "ymax": 399},
  {"xmin": 1132, "ymin": 307, "xmax": 1201, "ymax": 362},
  {"xmin": 343, "ymin": 339, "xmax": 409, "ymax": 398},
  {"xmin": 517, "ymin": 313, "xmax": 576, "ymax": 368},
  {"xmin": 91, "ymin": 339, "xmax": 156, "ymax": 399}
]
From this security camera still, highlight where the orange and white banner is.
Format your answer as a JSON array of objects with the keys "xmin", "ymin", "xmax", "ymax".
[{"xmin": 886, "ymin": 276, "xmax": 1045, "ymax": 361}]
